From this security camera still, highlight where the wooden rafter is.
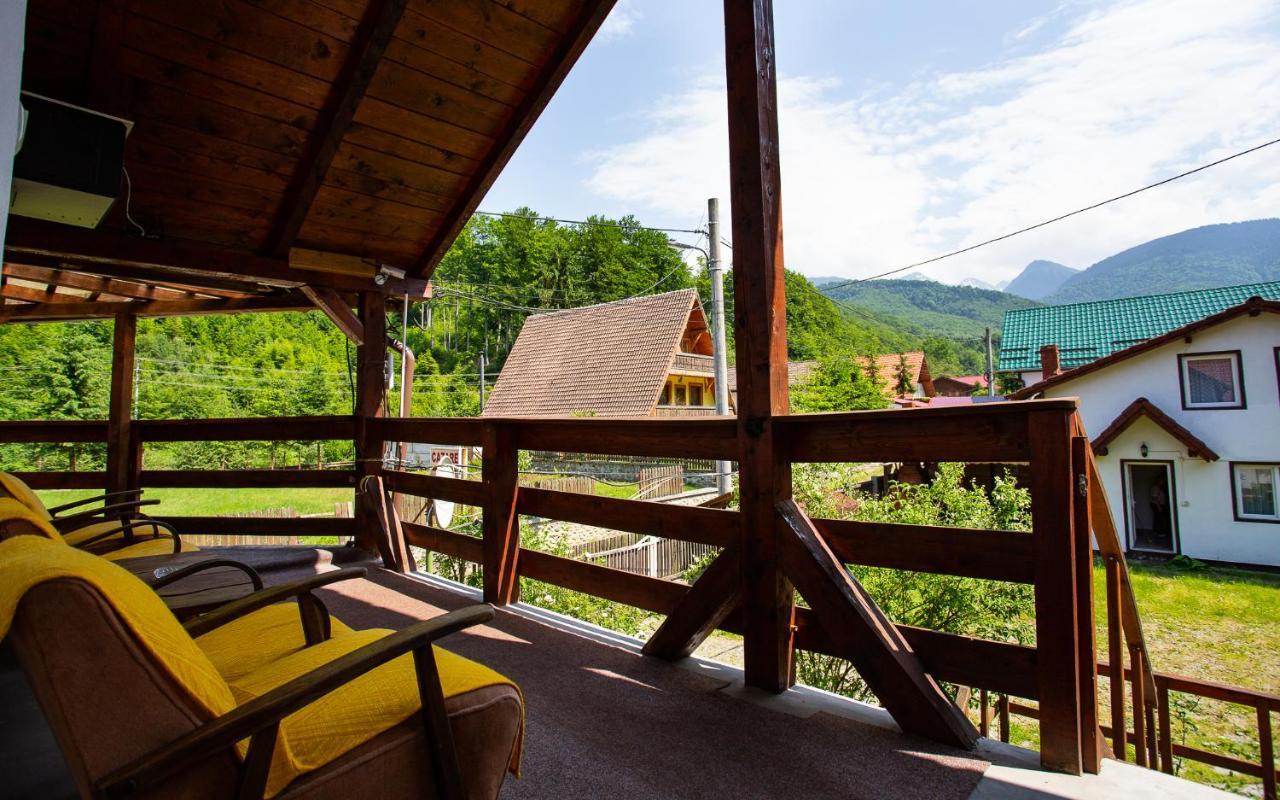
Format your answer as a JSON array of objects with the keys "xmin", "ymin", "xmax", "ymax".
[
  {"xmin": 3, "ymin": 263, "xmax": 203, "ymax": 301},
  {"xmin": 0, "ymin": 293, "xmax": 314, "ymax": 322},
  {"xmin": 265, "ymin": 0, "xmax": 411, "ymax": 257},
  {"xmin": 642, "ymin": 547, "xmax": 742, "ymax": 661},
  {"xmin": 300, "ymin": 285, "xmax": 365, "ymax": 345},
  {"xmin": 0, "ymin": 282, "xmax": 81, "ymax": 304},
  {"xmin": 4, "ymin": 218, "xmax": 430, "ymax": 296},
  {"xmin": 411, "ymin": 0, "xmax": 619, "ymax": 279}
]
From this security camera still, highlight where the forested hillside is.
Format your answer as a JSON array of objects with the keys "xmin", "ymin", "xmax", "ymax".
[
  {"xmin": 819, "ymin": 278, "xmax": 1040, "ymax": 339},
  {"xmin": 1046, "ymin": 219, "xmax": 1280, "ymax": 303}
]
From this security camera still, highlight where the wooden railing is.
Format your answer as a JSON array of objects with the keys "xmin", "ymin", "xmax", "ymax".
[
  {"xmin": 669, "ymin": 352, "xmax": 715, "ymax": 374},
  {"xmin": 5, "ymin": 403, "xmax": 1274, "ymax": 793}
]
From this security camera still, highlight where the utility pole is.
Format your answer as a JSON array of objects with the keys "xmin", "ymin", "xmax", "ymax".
[
  {"xmin": 707, "ymin": 197, "xmax": 733, "ymax": 495},
  {"xmin": 985, "ymin": 327, "xmax": 996, "ymax": 397},
  {"xmin": 478, "ymin": 352, "xmax": 487, "ymax": 412}
]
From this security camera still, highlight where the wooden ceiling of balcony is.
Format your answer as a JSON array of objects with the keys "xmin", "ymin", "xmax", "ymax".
[{"xmin": 6, "ymin": 0, "xmax": 614, "ymax": 303}]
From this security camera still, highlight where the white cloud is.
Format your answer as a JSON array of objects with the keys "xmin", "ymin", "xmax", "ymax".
[
  {"xmin": 584, "ymin": 0, "xmax": 1280, "ymax": 284},
  {"xmin": 597, "ymin": 0, "xmax": 641, "ymax": 42}
]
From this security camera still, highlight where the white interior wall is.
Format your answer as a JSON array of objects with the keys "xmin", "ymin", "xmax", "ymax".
[{"xmin": 0, "ymin": 0, "xmax": 27, "ymax": 248}]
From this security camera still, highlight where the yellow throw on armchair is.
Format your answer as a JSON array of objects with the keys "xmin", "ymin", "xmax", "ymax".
[{"xmin": 0, "ymin": 535, "xmax": 523, "ymax": 799}]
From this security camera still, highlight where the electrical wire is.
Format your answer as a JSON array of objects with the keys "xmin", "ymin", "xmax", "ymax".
[
  {"xmin": 473, "ymin": 209, "xmax": 706, "ymax": 236},
  {"xmin": 818, "ymin": 134, "xmax": 1280, "ymax": 292}
]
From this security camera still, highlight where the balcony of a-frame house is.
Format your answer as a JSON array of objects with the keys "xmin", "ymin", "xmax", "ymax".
[{"xmin": 0, "ymin": 3, "xmax": 1269, "ymax": 800}]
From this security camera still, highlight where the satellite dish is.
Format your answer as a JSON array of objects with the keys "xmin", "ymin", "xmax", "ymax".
[{"xmin": 429, "ymin": 457, "xmax": 462, "ymax": 529}]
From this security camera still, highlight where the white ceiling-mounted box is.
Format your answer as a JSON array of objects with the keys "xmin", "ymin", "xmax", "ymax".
[{"xmin": 9, "ymin": 92, "xmax": 134, "ymax": 229}]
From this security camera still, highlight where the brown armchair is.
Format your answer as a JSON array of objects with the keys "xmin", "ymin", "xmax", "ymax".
[{"xmin": 7, "ymin": 550, "xmax": 523, "ymax": 800}]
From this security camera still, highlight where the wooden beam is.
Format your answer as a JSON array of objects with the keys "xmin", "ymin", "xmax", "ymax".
[
  {"xmin": 518, "ymin": 547, "xmax": 685, "ymax": 615},
  {"xmin": 3, "ymin": 263, "xmax": 206, "ymax": 301},
  {"xmin": 362, "ymin": 474, "xmax": 411, "ymax": 573},
  {"xmin": 777, "ymin": 500, "xmax": 978, "ymax": 747},
  {"xmin": 106, "ymin": 313, "xmax": 136, "ymax": 495},
  {"xmin": 517, "ymin": 487, "xmax": 738, "ymax": 548},
  {"xmin": 300, "ymin": 285, "xmax": 365, "ymax": 344},
  {"xmin": 381, "ymin": 469, "xmax": 486, "ymax": 508},
  {"xmin": 0, "ymin": 293, "xmax": 315, "ymax": 322},
  {"xmin": 0, "ymin": 283, "xmax": 83, "ymax": 304},
  {"xmin": 481, "ymin": 422, "xmax": 520, "ymax": 606},
  {"xmin": 265, "ymin": 0, "xmax": 410, "ymax": 256},
  {"xmin": 354, "ymin": 292, "xmax": 388, "ymax": 553},
  {"xmin": 725, "ymin": 0, "xmax": 794, "ymax": 694},
  {"xmin": 411, "ymin": 0, "xmax": 618, "ymax": 278},
  {"xmin": 811, "ymin": 517, "xmax": 1036, "ymax": 583},
  {"xmin": 135, "ymin": 415, "xmax": 355, "ymax": 442},
  {"xmin": 4, "ymin": 218, "xmax": 431, "ymax": 296},
  {"xmin": 643, "ymin": 547, "xmax": 742, "ymax": 661},
  {"xmin": 1029, "ymin": 409, "xmax": 1085, "ymax": 773}
]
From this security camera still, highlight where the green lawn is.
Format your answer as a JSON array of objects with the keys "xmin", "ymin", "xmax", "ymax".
[{"xmin": 37, "ymin": 487, "xmax": 353, "ymax": 516}]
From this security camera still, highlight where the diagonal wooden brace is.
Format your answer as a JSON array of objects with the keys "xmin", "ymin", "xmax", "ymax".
[
  {"xmin": 776, "ymin": 499, "xmax": 979, "ymax": 749},
  {"xmin": 643, "ymin": 546, "xmax": 742, "ymax": 661}
]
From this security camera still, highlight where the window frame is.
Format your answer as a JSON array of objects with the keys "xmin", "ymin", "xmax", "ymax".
[
  {"xmin": 1229, "ymin": 462, "xmax": 1280, "ymax": 524},
  {"xmin": 1177, "ymin": 350, "xmax": 1246, "ymax": 410}
]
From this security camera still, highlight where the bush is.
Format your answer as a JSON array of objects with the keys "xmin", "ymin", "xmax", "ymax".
[{"xmin": 793, "ymin": 462, "xmax": 1036, "ymax": 701}]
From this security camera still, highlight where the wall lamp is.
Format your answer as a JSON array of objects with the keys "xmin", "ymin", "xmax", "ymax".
[{"xmin": 1140, "ymin": 443, "xmax": 1149, "ymax": 458}]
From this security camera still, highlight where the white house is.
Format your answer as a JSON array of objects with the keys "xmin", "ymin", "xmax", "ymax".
[{"xmin": 1012, "ymin": 296, "xmax": 1280, "ymax": 567}]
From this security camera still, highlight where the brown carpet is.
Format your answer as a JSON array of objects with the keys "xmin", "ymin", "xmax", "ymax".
[{"xmin": 313, "ymin": 569, "xmax": 990, "ymax": 800}]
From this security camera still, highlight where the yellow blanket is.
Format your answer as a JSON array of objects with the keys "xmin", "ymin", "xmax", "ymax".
[
  {"xmin": 0, "ymin": 536, "xmax": 521, "ymax": 797},
  {"xmin": 0, "ymin": 498, "xmax": 194, "ymax": 560}
]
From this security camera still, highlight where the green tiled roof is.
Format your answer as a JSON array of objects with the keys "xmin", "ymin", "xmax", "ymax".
[{"xmin": 998, "ymin": 281, "xmax": 1280, "ymax": 373}]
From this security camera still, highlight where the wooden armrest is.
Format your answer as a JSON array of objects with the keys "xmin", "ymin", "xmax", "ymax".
[
  {"xmin": 184, "ymin": 568, "xmax": 368, "ymax": 639},
  {"xmin": 75, "ymin": 518, "xmax": 181, "ymax": 554},
  {"xmin": 147, "ymin": 559, "xmax": 265, "ymax": 593},
  {"xmin": 100, "ymin": 605, "xmax": 495, "ymax": 800},
  {"xmin": 53, "ymin": 499, "xmax": 160, "ymax": 531},
  {"xmin": 46, "ymin": 489, "xmax": 143, "ymax": 515}
]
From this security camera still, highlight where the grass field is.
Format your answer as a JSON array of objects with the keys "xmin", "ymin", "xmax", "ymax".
[{"xmin": 37, "ymin": 487, "xmax": 353, "ymax": 516}]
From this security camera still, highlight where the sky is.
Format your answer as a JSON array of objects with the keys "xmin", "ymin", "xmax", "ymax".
[{"xmin": 480, "ymin": 0, "xmax": 1280, "ymax": 286}]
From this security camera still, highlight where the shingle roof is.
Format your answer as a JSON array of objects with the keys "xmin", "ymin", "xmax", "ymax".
[
  {"xmin": 999, "ymin": 281, "xmax": 1280, "ymax": 373},
  {"xmin": 482, "ymin": 289, "xmax": 700, "ymax": 418},
  {"xmin": 854, "ymin": 352, "xmax": 931, "ymax": 397}
]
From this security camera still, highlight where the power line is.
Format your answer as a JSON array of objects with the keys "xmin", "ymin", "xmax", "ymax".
[
  {"xmin": 473, "ymin": 210, "xmax": 706, "ymax": 236},
  {"xmin": 819, "ymin": 134, "xmax": 1280, "ymax": 292}
]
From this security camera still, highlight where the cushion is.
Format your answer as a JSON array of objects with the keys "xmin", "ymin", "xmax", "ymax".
[
  {"xmin": 197, "ymin": 603, "xmax": 355, "ymax": 683},
  {"xmin": 0, "ymin": 472, "xmax": 52, "ymax": 520}
]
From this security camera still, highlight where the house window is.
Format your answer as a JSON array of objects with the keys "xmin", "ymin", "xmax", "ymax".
[
  {"xmin": 674, "ymin": 385, "xmax": 687, "ymax": 405},
  {"xmin": 659, "ymin": 383, "xmax": 671, "ymax": 405},
  {"xmin": 1232, "ymin": 463, "xmax": 1279, "ymax": 522},
  {"xmin": 690, "ymin": 385, "xmax": 704, "ymax": 406},
  {"xmin": 1179, "ymin": 352, "xmax": 1244, "ymax": 409}
]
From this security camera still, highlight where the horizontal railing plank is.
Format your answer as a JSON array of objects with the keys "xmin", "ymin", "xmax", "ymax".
[
  {"xmin": 507, "ymin": 417, "xmax": 738, "ymax": 460},
  {"xmin": 792, "ymin": 608, "xmax": 1039, "ymax": 699},
  {"xmin": 0, "ymin": 420, "xmax": 108, "ymax": 443},
  {"xmin": 370, "ymin": 417, "xmax": 484, "ymax": 447},
  {"xmin": 12, "ymin": 471, "xmax": 107, "ymax": 490},
  {"xmin": 775, "ymin": 401, "xmax": 1077, "ymax": 463},
  {"xmin": 136, "ymin": 416, "xmax": 355, "ymax": 442},
  {"xmin": 518, "ymin": 547, "xmax": 688, "ymax": 614},
  {"xmin": 812, "ymin": 517, "xmax": 1036, "ymax": 584},
  {"xmin": 155, "ymin": 516, "xmax": 356, "ymax": 537},
  {"xmin": 141, "ymin": 469, "xmax": 355, "ymax": 488},
  {"xmin": 402, "ymin": 522, "xmax": 484, "ymax": 562},
  {"xmin": 518, "ymin": 487, "xmax": 737, "ymax": 548},
  {"xmin": 382, "ymin": 469, "xmax": 486, "ymax": 507}
]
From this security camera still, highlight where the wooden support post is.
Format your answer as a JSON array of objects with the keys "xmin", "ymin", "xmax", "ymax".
[
  {"xmin": 1072, "ymin": 436, "xmax": 1102, "ymax": 773},
  {"xmin": 1157, "ymin": 684, "xmax": 1174, "ymax": 773},
  {"xmin": 643, "ymin": 547, "xmax": 742, "ymax": 660},
  {"xmin": 1132, "ymin": 645, "xmax": 1149, "ymax": 768},
  {"xmin": 1029, "ymin": 410, "xmax": 1084, "ymax": 774},
  {"xmin": 980, "ymin": 688, "xmax": 991, "ymax": 739},
  {"xmin": 1259, "ymin": 704, "xmax": 1276, "ymax": 800},
  {"xmin": 106, "ymin": 313, "xmax": 136, "ymax": 494},
  {"xmin": 361, "ymin": 475, "xmax": 410, "ymax": 573},
  {"xmin": 481, "ymin": 422, "xmax": 519, "ymax": 606},
  {"xmin": 999, "ymin": 695, "xmax": 1011, "ymax": 743},
  {"xmin": 777, "ymin": 500, "xmax": 978, "ymax": 748},
  {"xmin": 1106, "ymin": 555, "xmax": 1127, "ymax": 761},
  {"xmin": 724, "ymin": 0, "xmax": 795, "ymax": 694},
  {"xmin": 354, "ymin": 292, "xmax": 387, "ymax": 555}
]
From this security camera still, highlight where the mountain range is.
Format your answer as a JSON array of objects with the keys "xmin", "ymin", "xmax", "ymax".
[{"xmin": 1004, "ymin": 260, "xmax": 1077, "ymax": 300}]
